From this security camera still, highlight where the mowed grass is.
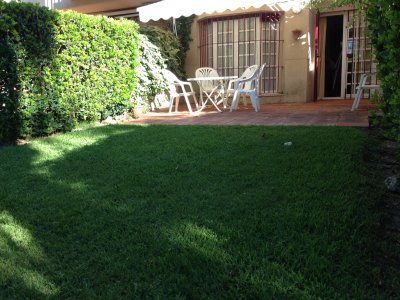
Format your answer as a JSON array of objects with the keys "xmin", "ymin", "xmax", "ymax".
[{"xmin": 0, "ymin": 125, "xmax": 389, "ymax": 299}]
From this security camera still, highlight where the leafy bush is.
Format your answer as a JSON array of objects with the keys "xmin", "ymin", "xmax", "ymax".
[
  {"xmin": 140, "ymin": 26, "xmax": 183, "ymax": 78},
  {"xmin": 0, "ymin": 1, "xmax": 59, "ymax": 142},
  {"xmin": 368, "ymin": 1, "xmax": 400, "ymax": 139},
  {"xmin": 0, "ymin": 1, "xmax": 139, "ymax": 142},
  {"xmin": 132, "ymin": 34, "xmax": 168, "ymax": 108}
]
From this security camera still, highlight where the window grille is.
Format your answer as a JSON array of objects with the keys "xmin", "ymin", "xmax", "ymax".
[
  {"xmin": 345, "ymin": 10, "xmax": 378, "ymax": 99},
  {"xmin": 199, "ymin": 13, "xmax": 283, "ymax": 94}
]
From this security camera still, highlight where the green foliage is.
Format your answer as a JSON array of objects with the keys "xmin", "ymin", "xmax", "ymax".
[
  {"xmin": 168, "ymin": 15, "xmax": 196, "ymax": 76},
  {"xmin": 310, "ymin": 0, "xmax": 368, "ymax": 11},
  {"xmin": 141, "ymin": 16, "xmax": 195, "ymax": 79},
  {"xmin": 368, "ymin": 1, "xmax": 400, "ymax": 139},
  {"xmin": 132, "ymin": 34, "xmax": 167, "ymax": 108},
  {"xmin": 140, "ymin": 25, "xmax": 183, "ymax": 78},
  {"xmin": 0, "ymin": 0, "xmax": 59, "ymax": 142},
  {"xmin": 50, "ymin": 12, "xmax": 139, "ymax": 121},
  {"xmin": 0, "ymin": 1, "xmax": 139, "ymax": 143}
]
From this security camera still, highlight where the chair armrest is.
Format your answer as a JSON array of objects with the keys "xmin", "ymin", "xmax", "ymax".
[
  {"xmin": 227, "ymin": 78, "xmax": 243, "ymax": 90},
  {"xmin": 235, "ymin": 73, "xmax": 258, "ymax": 89},
  {"xmin": 238, "ymin": 72, "xmax": 258, "ymax": 83},
  {"xmin": 173, "ymin": 79, "xmax": 191, "ymax": 87},
  {"xmin": 180, "ymin": 81, "xmax": 192, "ymax": 87},
  {"xmin": 174, "ymin": 80, "xmax": 195, "ymax": 93},
  {"xmin": 186, "ymin": 82, "xmax": 196, "ymax": 93}
]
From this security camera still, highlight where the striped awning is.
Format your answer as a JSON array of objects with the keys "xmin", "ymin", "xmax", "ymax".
[{"xmin": 138, "ymin": 0, "xmax": 307, "ymax": 22}]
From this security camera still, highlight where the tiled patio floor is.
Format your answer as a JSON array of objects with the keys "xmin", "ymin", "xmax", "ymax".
[{"xmin": 128, "ymin": 99, "xmax": 374, "ymax": 127}]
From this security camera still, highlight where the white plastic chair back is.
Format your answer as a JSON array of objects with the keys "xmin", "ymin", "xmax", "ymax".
[
  {"xmin": 255, "ymin": 63, "xmax": 266, "ymax": 92},
  {"xmin": 195, "ymin": 67, "xmax": 220, "ymax": 92},
  {"xmin": 239, "ymin": 65, "xmax": 259, "ymax": 90},
  {"xmin": 229, "ymin": 64, "xmax": 264, "ymax": 112},
  {"xmin": 162, "ymin": 69, "xmax": 179, "ymax": 83},
  {"xmin": 161, "ymin": 69, "xmax": 199, "ymax": 114}
]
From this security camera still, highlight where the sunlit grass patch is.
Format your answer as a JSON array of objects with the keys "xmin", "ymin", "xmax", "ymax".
[{"xmin": 0, "ymin": 211, "xmax": 58, "ymax": 298}]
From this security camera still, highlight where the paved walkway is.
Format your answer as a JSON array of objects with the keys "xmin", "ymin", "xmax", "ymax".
[{"xmin": 128, "ymin": 99, "xmax": 373, "ymax": 127}]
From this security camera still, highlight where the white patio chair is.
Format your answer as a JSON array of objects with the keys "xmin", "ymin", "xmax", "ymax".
[
  {"xmin": 351, "ymin": 73, "xmax": 380, "ymax": 111},
  {"xmin": 225, "ymin": 65, "xmax": 259, "ymax": 108},
  {"xmin": 228, "ymin": 64, "xmax": 265, "ymax": 112},
  {"xmin": 195, "ymin": 67, "xmax": 224, "ymax": 106},
  {"xmin": 162, "ymin": 69, "xmax": 199, "ymax": 114}
]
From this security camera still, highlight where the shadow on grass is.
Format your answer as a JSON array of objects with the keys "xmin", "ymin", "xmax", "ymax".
[
  {"xmin": 0, "ymin": 125, "xmax": 387, "ymax": 298},
  {"xmin": 0, "ymin": 144, "xmax": 60, "ymax": 299}
]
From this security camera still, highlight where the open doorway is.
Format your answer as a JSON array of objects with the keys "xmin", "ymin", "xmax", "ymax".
[
  {"xmin": 324, "ymin": 15, "xmax": 343, "ymax": 97},
  {"xmin": 318, "ymin": 14, "xmax": 345, "ymax": 99},
  {"xmin": 317, "ymin": 12, "xmax": 377, "ymax": 100}
]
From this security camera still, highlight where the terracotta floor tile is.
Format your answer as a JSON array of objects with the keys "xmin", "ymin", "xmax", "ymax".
[{"xmin": 127, "ymin": 99, "xmax": 373, "ymax": 127}]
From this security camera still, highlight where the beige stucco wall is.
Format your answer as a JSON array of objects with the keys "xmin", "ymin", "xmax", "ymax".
[
  {"xmin": 186, "ymin": 6, "xmax": 316, "ymax": 104},
  {"xmin": 282, "ymin": 8, "xmax": 316, "ymax": 103}
]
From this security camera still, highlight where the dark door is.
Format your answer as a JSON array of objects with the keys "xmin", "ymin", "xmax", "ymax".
[{"xmin": 324, "ymin": 15, "xmax": 343, "ymax": 97}]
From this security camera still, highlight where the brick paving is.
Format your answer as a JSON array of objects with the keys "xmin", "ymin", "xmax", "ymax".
[{"xmin": 128, "ymin": 99, "xmax": 373, "ymax": 127}]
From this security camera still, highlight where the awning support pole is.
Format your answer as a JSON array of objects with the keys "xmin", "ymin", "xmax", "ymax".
[{"xmin": 172, "ymin": 17, "xmax": 177, "ymax": 36}]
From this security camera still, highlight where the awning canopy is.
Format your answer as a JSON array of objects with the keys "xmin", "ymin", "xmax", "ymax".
[{"xmin": 138, "ymin": 0, "xmax": 308, "ymax": 22}]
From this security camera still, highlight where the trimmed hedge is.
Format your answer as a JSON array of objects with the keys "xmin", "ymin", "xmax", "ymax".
[{"xmin": 0, "ymin": 1, "xmax": 139, "ymax": 142}]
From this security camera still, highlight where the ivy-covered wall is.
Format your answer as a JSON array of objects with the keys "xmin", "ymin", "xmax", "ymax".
[{"xmin": 0, "ymin": 1, "xmax": 139, "ymax": 143}]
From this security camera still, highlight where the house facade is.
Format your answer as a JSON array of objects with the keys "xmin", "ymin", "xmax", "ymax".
[
  {"xmin": 186, "ymin": 5, "xmax": 316, "ymax": 103},
  {"xmin": 184, "ymin": 5, "xmax": 377, "ymax": 104},
  {"xmin": 20, "ymin": 0, "xmax": 377, "ymax": 104}
]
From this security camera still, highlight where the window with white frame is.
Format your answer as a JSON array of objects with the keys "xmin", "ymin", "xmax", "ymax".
[{"xmin": 199, "ymin": 13, "xmax": 282, "ymax": 94}]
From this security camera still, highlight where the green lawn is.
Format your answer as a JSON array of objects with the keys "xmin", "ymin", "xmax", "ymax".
[{"xmin": 0, "ymin": 125, "xmax": 391, "ymax": 299}]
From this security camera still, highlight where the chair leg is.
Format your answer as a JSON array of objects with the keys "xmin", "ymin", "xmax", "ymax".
[
  {"xmin": 193, "ymin": 94, "xmax": 199, "ymax": 109},
  {"xmin": 183, "ymin": 94, "xmax": 193, "ymax": 114},
  {"xmin": 169, "ymin": 95, "xmax": 174, "ymax": 113},
  {"xmin": 355, "ymin": 88, "xmax": 363, "ymax": 110},
  {"xmin": 199, "ymin": 92, "xmax": 204, "ymax": 106},
  {"xmin": 352, "ymin": 74, "xmax": 367, "ymax": 111},
  {"xmin": 230, "ymin": 91, "xmax": 241, "ymax": 112},
  {"xmin": 352, "ymin": 88, "xmax": 362, "ymax": 111},
  {"xmin": 217, "ymin": 85, "xmax": 225, "ymax": 108},
  {"xmin": 249, "ymin": 92, "xmax": 259, "ymax": 112},
  {"xmin": 223, "ymin": 92, "xmax": 229, "ymax": 109},
  {"xmin": 175, "ymin": 96, "xmax": 180, "ymax": 112}
]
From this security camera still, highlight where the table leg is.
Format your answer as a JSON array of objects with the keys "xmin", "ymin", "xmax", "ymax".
[{"xmin": 197, "ymin": 90, "xmax": 222, "ymax": 113}]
